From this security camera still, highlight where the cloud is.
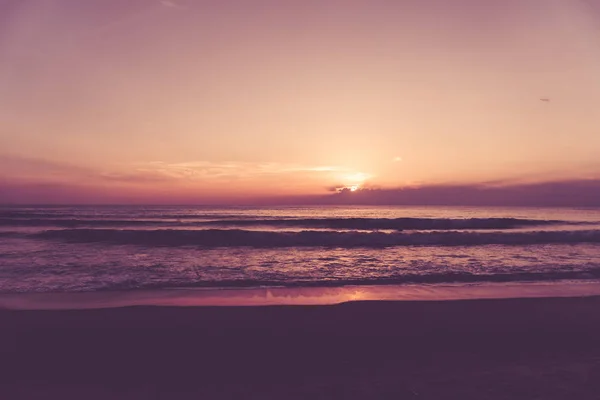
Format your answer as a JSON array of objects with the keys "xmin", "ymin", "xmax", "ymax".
[
  {"xmin": 0, "ymin": 154, "xmax": 341, "ymax": 184},
  {"xmin": 0, "ymin": 180, "xmax": 118, "ymax": 204},
  {"xmin": 10, "ymin": 155, "xmax": 596, "ymax": 207},
  {"xmin": 129, "ymin": 161, "xmax": 348, "ymax": 181},
  {"xmin": 3, "ymin": 175, "xmax": 600, "ymax": 206},
  {"xmin": 98, "ymin": 171, "xmax": 174, "ymax": 183},
  {"xmin": 0, "ymin": 153, "xmax": 98, "ymax": 181},
  {"xmin": 313, "ymin": 180, "xmax": 600, "ymax": 207},
  {"xmin": 393, "ymin": 156, "xmax": 402, "ymax": 162},
  {"xmin": 0, "ymin": 155, "xmax": 366, "ymax": 202},
  {"xmin": 0, "ymin": 154, "xmax": 181, "ymax": 185},
  {"xmin": 0, "ymin": 153, "xmax": 359, "ymax": 184}
]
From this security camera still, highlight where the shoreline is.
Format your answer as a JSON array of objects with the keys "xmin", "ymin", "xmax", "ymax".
[
  {"xmin": 2, "ymin": 280, "xmax": 600, "ymax": 310},
  {"xmin": 3, "ymin": 296, "xmax": 600, "ymax": 398}
]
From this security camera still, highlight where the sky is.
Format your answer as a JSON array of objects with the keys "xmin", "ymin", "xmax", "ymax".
[{"xmin": 1, "ymin": 0, "xmax": 599, "ymax": 205}]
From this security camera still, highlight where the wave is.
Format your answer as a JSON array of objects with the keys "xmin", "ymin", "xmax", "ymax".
[
  {"xmin": 33, "ymin": 228, "xmax": 600, "ymax": 248},
  {"xmin": 149, "ymin": 270, "xmax": 600, "ymax": 288},
  {"xmin": 1, "ymin": 217, "xmax": 573, "ymax": 230},
  {"xmin": 0, "ymin": 218, "xmax": 171, "ymax": 227},
  {"xmin": 198, "ymin": 217, "xmax": 568, "ymax": 230},
  {"xmin": 24, "ymin": 268, "xmax": 600, "ymax": 293},
  {"xmin": 0, "ymin": 213, "xmax": 256, "ymax": 221}
]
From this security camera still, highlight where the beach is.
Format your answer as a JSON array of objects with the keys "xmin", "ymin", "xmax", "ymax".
[
  {"xmin": 3, "ymin": 296, "xmax": 600, "ymax": 399},
  {"xmin": 3, "ymin": 207, "xmax": 600, "ymax": 398}
]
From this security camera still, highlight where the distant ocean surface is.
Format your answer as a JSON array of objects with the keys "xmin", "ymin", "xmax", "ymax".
[{"xmin": 2, "ymin": 205, "xmax": 600, "ymax": 293}]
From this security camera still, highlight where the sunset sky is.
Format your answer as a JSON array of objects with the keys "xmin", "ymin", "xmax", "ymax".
[{"xmin": 1, "ymin": 0, "xmax": 599, "ymax": 204}]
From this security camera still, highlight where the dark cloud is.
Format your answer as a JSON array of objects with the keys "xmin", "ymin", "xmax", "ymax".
[
  {"xmin": 314, "ymin": 180, "xmax": 600, "ymax": 207},
  {"xmin": 2, "ymin": 153, "xmax": 599, "ymax": 207}
]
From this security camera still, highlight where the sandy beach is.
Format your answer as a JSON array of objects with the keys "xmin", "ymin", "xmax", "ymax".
[{"xmin": 3, "ymin": 296, "xmax": 600, "ymax": 399}]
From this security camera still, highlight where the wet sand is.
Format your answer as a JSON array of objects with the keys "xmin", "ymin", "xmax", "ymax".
[{"xmin": 3, "ymin": 296, "xmax": 600, "ymax": 399}]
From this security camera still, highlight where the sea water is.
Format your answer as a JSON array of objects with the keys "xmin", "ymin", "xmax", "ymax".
[{"xmin": 2, "ymin": 205, "xmax": 600, "ymax": 295}]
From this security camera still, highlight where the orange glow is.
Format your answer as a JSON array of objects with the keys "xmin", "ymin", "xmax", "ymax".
[
  {"xmin": 3, "ymin": 282, "xmax": 600, "ymax": 310},
  {"xmin": 1, "ymin": 1, "xmax": 599, "ymax": 203}
]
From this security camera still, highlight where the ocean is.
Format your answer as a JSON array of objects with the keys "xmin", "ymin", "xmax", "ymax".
[{"xmin": 2, "ymin": 205, "xmax": 600, "ymax": 295}]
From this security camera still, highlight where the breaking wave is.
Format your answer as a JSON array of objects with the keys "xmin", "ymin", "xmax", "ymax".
[
  {"xmin": 95, "ymin": 269, "xmax": 600, "ymax": 290},
  {"xmin": 34, "ymin": 228, "xmax": 600, "ymax": 248},
  {"xmin": 0, "ymin": 217, "xmax": 574, "ymax": 230},
  {"xmin": 196, "ymin": 217, "xmax": 568, "ymax": 230}
]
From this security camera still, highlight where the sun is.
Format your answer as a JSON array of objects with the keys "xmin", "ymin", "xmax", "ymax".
[
  {"xmin": 344, "ymin": 172, "xmax": 370, "ymax": 183},
  {"xmin": 336, "ymin": 171, "xmax": 371, "ymax": 192}
]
